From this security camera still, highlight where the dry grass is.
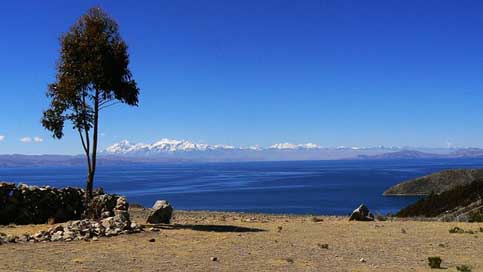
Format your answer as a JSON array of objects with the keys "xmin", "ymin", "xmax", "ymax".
[{"xmin": 0, "ymin": 209, "xmax": 482, "ymax": 272}]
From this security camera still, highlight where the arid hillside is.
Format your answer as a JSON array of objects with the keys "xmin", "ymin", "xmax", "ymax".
[
  {"xmin": 384, "ymin": 169, "xmax": 483, "ymax": 196},
  {"xmin": 0, "ymin": 209, "xmax": 482, "ymax": 272}
]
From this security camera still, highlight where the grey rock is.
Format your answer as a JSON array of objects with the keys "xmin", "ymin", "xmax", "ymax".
[
  {"xmin": 146, "ymin": 200, "xmax": 173, "ymax": 224},
  {"xmin": 349, "ymin": 204, "xmax": 375, "ymax": 221},
  {"xmin": 50, "ymin": 231, "xmax": 64, "ymax": 242},
  {"xmin": 6, "ymin": 235, "xmax": 17, "ymax": 243},
  {"xmin": 18, "ymin": 234, "xmax": 29, "ymax": 243},
  {"xmin": 63, "ymin": 230, "xmax": 75, "ymax": 240},
  {"xmin": 116, "ymin": 196, "xmax": 129, "ymax": 211}
]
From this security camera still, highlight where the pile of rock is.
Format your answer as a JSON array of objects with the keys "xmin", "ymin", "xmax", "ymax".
[
  {"xmin": 0, "ymin": 182, "xmax": 85, "ymax": 225},
  {"xmin": 0, "ymin": 197, "xmax": 142, "ymax": 244},
  {"xmin": 0, "ymin": 218, "xmax": 142, "ymax": 244},
  {"xmin": 0, "ymin": 182, "xmax": 127, "ymax": 225}
]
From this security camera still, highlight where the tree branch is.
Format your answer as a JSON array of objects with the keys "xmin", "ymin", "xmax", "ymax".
[
  {"xmin": 99, "ymin": 97, "xmax": 114, "ymax": 107},
  {"xmin": 78, "ymin": 127, "xmax": 92, "ymax": 173},
  {"xmin": 99, "ymin": 101, "xmax": 121, "ymax": 110}
]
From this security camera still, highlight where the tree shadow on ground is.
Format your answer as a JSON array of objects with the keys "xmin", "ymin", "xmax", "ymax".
[{"xmin": 144, "ymin": 223, "xmax": 266, "ymax": 233}]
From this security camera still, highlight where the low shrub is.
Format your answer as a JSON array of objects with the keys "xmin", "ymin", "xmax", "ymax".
[
  {"xmin": 310, "ymin": 216, "xmax": 324, "ymax": 223},
  {"xmin": 449, "ymin": 227, "xmax": 465, "ymax": 234},
  {"xmin": 457, "ymin": 265, "xmax": 472, "ymax": 272},
  {"xmin": 428, "ymin": 257, "xmax": 442, "ymax": 269},
  {"xmin": 375, "ymin": 213, "xmax": 388, "ymax": 221},
  {"xmin": 468, "ymin": 212, "xmax": 483, "ymax": 223},
  {"xmin": 317, "ymin": 243, "xmax": 329, "ymax": 249}
]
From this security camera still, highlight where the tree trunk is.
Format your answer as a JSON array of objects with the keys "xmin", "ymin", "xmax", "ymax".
[
  {"xmin": 85, "ymin": 171, "xmax": 94, "ymax": 203},
  {"xmin": 83, "ymin": 90, "xmax": 100, "ymax": 218},
  {"xmin": 91, "ymin": 90, "xmax": 99, "ymax": 191}
]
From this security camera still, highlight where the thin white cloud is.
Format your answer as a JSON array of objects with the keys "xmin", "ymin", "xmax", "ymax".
[
  {"xmin": 20, "ymin": 136, "xmax": 44, "ymax": 143},
  {"xmin": 0, "ymin": 135, "xmax": 5, "ymax": 142},
  {"xmin": 20, "ymin": 137, "xmax": 32, "ymax": 143}
]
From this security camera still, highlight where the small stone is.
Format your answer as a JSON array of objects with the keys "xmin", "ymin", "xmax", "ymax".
[
  {"xmin": 17, "ymin": 234, "xmax": 29, "ymax": 243},
  {"xmin": 92, "ymin": 237, "xmax": 99, "ymax": 241},
  {"xmin": 360, "ymin": 258, "xmax": 366, "ymax": 263},
  {"xmin": 50, "ymin": 231, "xmax": 64, "ymax": 242},
  {"xmin": 50, "ymin": 225, "xmax": 64, "ymax": 233},
  {"xmin": 6, "ymin": 235, "xmax": 17, "ymax": 243},
  {"xmin": 63, "ymin": 230, "xmax": 75, "ymax": 240},
  {"xmin": 101, "ymin": 211, "xmax": 113, "ymax": 218},
  {"xmin": 211, "ymin": 257, "xmax": 218, "ymax": 262},
  {"xmin": 148, "ymin": 238, "xmax": 156, "ymax": 242},
  {"xmin": 318, "ymin": 243, "xmax": 329, "ymax": 249}
]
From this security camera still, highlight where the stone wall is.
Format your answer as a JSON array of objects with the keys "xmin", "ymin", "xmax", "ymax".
[{"xmin": 0, "ymin": 182, "xmax": 119, "ymax": 225}]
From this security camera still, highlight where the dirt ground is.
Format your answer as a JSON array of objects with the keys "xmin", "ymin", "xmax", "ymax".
[{"xmin": 0, "ymin": 209, "xmax": 482, "ymax": 272}]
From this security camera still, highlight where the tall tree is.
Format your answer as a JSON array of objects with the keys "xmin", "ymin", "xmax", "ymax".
[{"xmin": 42, "ymin": 7, "xmax": 139, "ymax": 212}]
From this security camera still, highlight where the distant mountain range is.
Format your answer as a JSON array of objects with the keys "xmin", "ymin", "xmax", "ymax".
[
  {"xmin": 104, "ymin": 138, "xmax": 404, "ymax": 154},
  {"xmin": 103, "ymin": 138, "xmax": 483, "ymax": 160},
  {"xmin": 1, "ymin": 138, "xmax": 483, "ymax": 167},
  {"xmin": 101, "ymin": 138, "xmax": 403, "ymax": 161},
  {"xmin": 358, "ymin": 149, "xmax": 483, "ymax": 160}
]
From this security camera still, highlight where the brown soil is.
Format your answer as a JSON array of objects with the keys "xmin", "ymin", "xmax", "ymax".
[{"xmin": 0, "ymin": 209, "xmax": 482, "ymax": 272}]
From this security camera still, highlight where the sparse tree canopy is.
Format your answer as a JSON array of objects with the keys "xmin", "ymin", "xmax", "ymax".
[{"xmin": 42, "ymin": 7, "xmax": 139, "ymax": 212}]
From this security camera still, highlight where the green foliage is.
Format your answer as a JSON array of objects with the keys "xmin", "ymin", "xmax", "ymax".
[
  {"xmin": 397, "ymin": 179, "xmax": 483, "ymax": 217},
  {"xmin": 468, "ymin": 211, "xmax": 483, "ymax": 222},
  {"xmin": 41, "ymin": 7, "xmax": 139, "ymax": 206},
  {"xmin": 42, "ymin": 7, "xmax": 139, "ymax": 139},
  {"xmin": 457, "ymin": 265, "xmax": 472, "ymax": 272},
  {"xmin": 428, "ymin": 257, "xmax": 442, "ymax": 269}
]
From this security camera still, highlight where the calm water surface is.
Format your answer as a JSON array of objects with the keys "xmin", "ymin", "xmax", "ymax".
[{"xmin": 1, "ymin": 159, "xmax": 482, "ymax": 215}]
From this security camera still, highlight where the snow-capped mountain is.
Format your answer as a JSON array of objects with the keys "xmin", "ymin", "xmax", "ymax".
[
  {"xmin": 104, "ymin": 139, "xmax": 237, "ymax": 154},
  {"xmin": 102, "ymin": 138, "xmax": 473, "ymax": 162},
  {"xmin": 104, "ymin": 139, "xmax": 327, "ymax": 155},
  {"xmin": 268, "ymin": 143, "xmax": 321, "ymax": 150}
]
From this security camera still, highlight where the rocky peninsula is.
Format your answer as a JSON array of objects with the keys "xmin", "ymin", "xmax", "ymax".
[{"xmin": 383, "ymin": 169, "xmax": 483, "ymax": 196}]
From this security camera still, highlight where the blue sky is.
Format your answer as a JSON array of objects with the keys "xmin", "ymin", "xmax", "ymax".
[{"xmin": 1, "ymin": 0, "xmax": 483, "ymax": 154}]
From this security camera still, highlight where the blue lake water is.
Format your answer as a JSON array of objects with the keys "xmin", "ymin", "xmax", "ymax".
[{"xmin": 1, "ymin": 159, "xmax": 482, "ymax": 215}]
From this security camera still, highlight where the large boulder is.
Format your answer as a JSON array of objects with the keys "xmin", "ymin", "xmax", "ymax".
[
  {"xmin": 146, "ymin": 200, "xmax": 173, "ymax": 224},
  {"xmin": 349, "ymin": 204, "xmax": 374, "ymax": 221}
]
